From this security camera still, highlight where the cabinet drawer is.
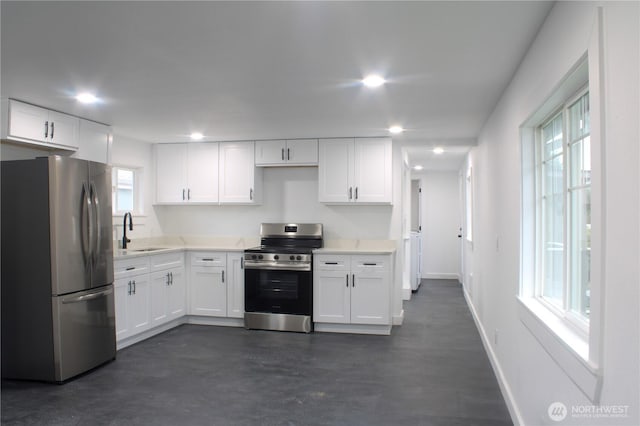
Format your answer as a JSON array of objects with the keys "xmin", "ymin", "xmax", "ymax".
[
  {"xmin": 352, "ymin": 255, "xmax": 389, "ymax": 272},
  {"xmin": 150, "ymin": 251, "xmax": 184, "ymax": 271},
  {"xmin": 190, "ymin": 252, "xmax": 226, "ymax": 267},
  {"xmin": 114, "ymin": 257, "xmax": 150, "ymax": 279},
  {"xmin": 314, "ymin": 255, "xmax": 349, "ymax": 271}
]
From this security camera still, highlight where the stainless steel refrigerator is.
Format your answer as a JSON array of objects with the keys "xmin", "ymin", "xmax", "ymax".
[{"xmin": 1, "ymin": 155, "xmax": 116, "ymax": 382}]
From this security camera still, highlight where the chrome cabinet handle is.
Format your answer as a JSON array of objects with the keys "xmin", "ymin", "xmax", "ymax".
[
  {"xmin": 349, "ymin": 187, "xmax": 353, "ymax": 200},
  {"xmin": 282, "ymin": 148, "xmax": 285, "ymax": 161},
  {"xmin": 170, "ymin": 272, "xmax": 174, "ymax": 285},
  {"xmin": 166, "ymin": 272, "xmax": 170, "ymax": 286},
  {"xmin": 287, "ymin": 148, "xmax": 290, "ymax": 160},
  {"xmin": 355, "ymin": 187, "xmax": 358, "ymax": 200},
  {"xmin": 182, "ymin": 189, "xmax": 186, "ymax": 201},
  {"xmin": 363, "ymin": 263, "xmax": 377, "ymax": 266},
  {"xmin": 188, "ymin": 189, "xmax": 191, "ymax": 200},
  {"xmin": 50, "ymin": 122, "xmax": 55, "ymax": 139},
  {"xmin": 222, "ymin": 270, "xmax": 225, "ymax": 283},
  {"xmin": 352, "ymin": 274, "xmax": 355, "ymax": 287},
  {"xmin": 133, "ymin": 280, "xmax": 136, "ymax": 294},
  {"xmin": 44, "ymin": 121, "xmax": 49, "ymax": 139},
  {"xmin": 241, "ymin": 258, "xmax": 244, "ymax": 269},
  {"xmin": 128, "ymin": 280, "xmax": 132, "ymax": 295},
  {"xmin": 250, "ymin": 188, "xmax": 253, "ymax": 201},
  {"xmin": 346, "ymin": 274, "xmax": 349, "ymax": 287}
]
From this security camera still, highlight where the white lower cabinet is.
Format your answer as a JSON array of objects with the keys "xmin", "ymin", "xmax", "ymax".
[
  {"xmin": 114, "ymin": 251, "xmax": 184, "ymax": 347},
  {"xmin": 114, "ymin": 266, "xmax": 151, "ymax": 341},
  {"xmin": 188, "ymin": 251, "xmax": 244, "ymax": 318},
  {"xmin": 314, "ymin": 254, "xmax": 392, "ymax": 334}
]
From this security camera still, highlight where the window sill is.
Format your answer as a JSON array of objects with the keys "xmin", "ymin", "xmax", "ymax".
[{"xmin": 517, "ymin": 296, "xmax": 601, "ymax": 402}]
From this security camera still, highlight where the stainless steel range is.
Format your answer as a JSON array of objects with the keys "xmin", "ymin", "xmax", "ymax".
[{"xmin": 244, "ymin": 223, "xmax": 323, "ymax": 333}]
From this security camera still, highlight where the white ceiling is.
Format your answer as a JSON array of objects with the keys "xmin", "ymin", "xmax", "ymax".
[{"xmin": 1, "ymin": 1, "xmax": 552, "ymax": 168}]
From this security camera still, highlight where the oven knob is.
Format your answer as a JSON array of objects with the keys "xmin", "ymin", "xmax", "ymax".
[
  {"xmin": 296, "ymin": 255, "xmax": 302, "ymax": 261},
  {"xmin": 274, "ymin": 255, "xmax": 279, "ymax": 260},
  {"xmin": 258, "ymin": 255, "xmax": 264, "ymax": 260},
  {"xmin": 289, "ymin": 255, "xmax": 295, "ymax": 260},
  {"xmin": 252, "ymin": 255, "xmax": 257, "ymax": 260}
]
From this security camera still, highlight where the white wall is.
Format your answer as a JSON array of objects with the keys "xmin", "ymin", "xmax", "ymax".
[
  {"xmin": 463, "ymin": 2, "xmax": 639, "ymax": 425},
  {"xmin": 110, "ymin": 134, "xmax": 162, "ymax": 242},
  {"xmin": 414, "ymin": 170, "xmax": 461, "ymax": 280}
]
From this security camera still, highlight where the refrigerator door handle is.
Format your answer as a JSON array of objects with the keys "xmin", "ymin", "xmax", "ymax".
[
  {"xmin": 80, "ymin": 183, "xmax": 92, "ymax": 266},
  {"xmin": 89, "ymin": 182, "xmax": 101, "ymax": 265},
  {"xmin": 61, "ymin": 287, "xmax": 113, "ymax": 304}
]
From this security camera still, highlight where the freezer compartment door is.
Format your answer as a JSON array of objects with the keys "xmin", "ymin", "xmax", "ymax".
[{"xmin": 52, "ymin": 285, "xmax": 116, "ymax": 382}]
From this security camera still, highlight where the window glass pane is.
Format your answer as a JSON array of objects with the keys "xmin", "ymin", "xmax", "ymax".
[
  {"xmin": 543, "ymin": 115, "xmax": 563, "ymax": 159},
  {"xmin": 570, "ymin": 136, "xmax": 591, "ymax": 187},
  {"xmin": 543, "ymin": 191, "xmax": 564, "ymax": 304},
  {"xmin": 569, "ymin": 187, "xmax": 591, "ymax": 318},
  {"xmin": 118, "ymin": 189, "xmax": 134, "ymax": 211}
]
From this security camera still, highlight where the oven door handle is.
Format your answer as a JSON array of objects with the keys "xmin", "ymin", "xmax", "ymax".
[{"xmin": 244, "ymin": 262, "xmax": 311, "ymax": 272}]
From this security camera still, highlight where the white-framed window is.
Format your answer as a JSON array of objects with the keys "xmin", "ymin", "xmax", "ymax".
[
  {"xmin": 519, "ymin": 49, "xmax": 602, "ymax": 402},
  {"xmin": 537, "ymin": 90, "xmax": 591, "ymax": 331},
  {"xmin": 112, "ymin": 165, "xmax": 143, "ymax": 215}
]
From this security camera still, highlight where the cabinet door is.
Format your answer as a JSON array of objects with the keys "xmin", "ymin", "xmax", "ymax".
[
  {"xmin": 73, "ymin": 120, "xmax": 111, "ymax": 164},
  {"xmin": 149, "ymin": 270, "xmax": 170, "ymax": 326},
  {"xmin": 353, "ymin": 138, "xmax": 392, "ymax": 204},
  {"xmin": 156, "ymin": 144, "xmax": 187, "ymax": 203},
  {"xmin": 226, "ymin": 253, "xmax": 244, "ymax": 319},
  {"xmin": 167, "ymin": 267, "xmax": 186, "ymax": 320},
  {"xmin": 350, "ymin": 257, "xmax": 390, "ymax": 325},
  {"xmin": 187, "ymin": 142, "xmax": 219, "ymax": 203},
  {"xmin": 318, "ymin": 138, "xmax": 353, "ymax": 203},
  {"xmin": 129, "ymin": 274, "xmax": 151, "ymax": 333},
  {"xmin": 48, "ymin": 110, "xmax": 79, "ymax": 149},
  {"xmin": 114, "ymin": 277, "xmax": 132, "ymax": 341},
  {"xmin": 313, "ymin": 269, "xmax": 351, "ymax": 324},
  {"xmin": 219, "ymin": 142, "xmax": 256, "ymax": 203},
  {"xmin": 189, "ymin": 265, "xmax": 226, "ymax": 316},
  {"xmin": 286, "ymin": 139, "xmax": 318, "ymax": 165},
  {"xmin": 255, "ymin": 140, "xmax": 286, "ymax": 166},
  {"xmin": 7, "ymin": 100, "xmax": 49, "ymax": 142}
]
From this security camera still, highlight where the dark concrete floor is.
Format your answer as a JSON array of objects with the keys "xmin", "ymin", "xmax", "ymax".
[{"xmin": 1, "ymin": 279, "xmax": 512, "ymax": 426}]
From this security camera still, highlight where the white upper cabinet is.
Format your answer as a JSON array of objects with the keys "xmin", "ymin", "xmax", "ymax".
[
  {"xmin": 2, "ymin": 99, "xmax": 79, "ymax": 150},
  {"xmin": 186, "ymin": 143, "xmax": 219, "ymax": 203},
  {"xmin": 72, "ymin": 119, "xmax": 112, "ymax": 164},
  {"xmin": 353, "ymin": 138, "xmax": 393, "ymax": 203},
  {"xmin": 255, "ymin": 139, "xmax": 318, "ymax": 166},
  {"xmin": 155, "ymin": 143, "xmax": 219, "ymax": 204},
  {"xmin": 318, "ymin": 137, "xmax": 392, "ymax": 204},
  {"xmin": 219, "ymin": 142, "xmax": 261, "ymax": 204}
]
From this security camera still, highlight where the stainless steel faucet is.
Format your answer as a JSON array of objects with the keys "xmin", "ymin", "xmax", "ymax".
[{"xmin": 122, "ymin": 212, "xmax": 133, "ymax": 249}]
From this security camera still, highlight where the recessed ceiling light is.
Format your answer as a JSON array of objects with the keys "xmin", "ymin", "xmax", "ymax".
[
  {"xmin": 413, "ymin": 165, "xmax": 424, "ymax": 171},
  {"xmin": 433, "ymin": 147, "xmax": 444, "ymax": 154},
  {"xmin": 190, "ymin": 132, "xmax": 204, "ymax": 141},
  {"xmin": 389, "ymin": 126, "xmax": 404, "ymax": 134},
  {"xmin": 76, "ymin": 93, "xmax": 99, "ymax": 104},
  {"xmin": 362, "ymin": 74, "xmax": 386, "ymax": 88}
]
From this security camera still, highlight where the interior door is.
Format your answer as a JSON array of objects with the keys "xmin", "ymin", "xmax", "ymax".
[{"xmin": 89, "ymin": 161, "xmax": 114, "ymax": 288}]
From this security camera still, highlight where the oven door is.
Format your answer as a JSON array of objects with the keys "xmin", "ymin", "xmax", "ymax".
[{"xmin": 244, "ymin": 268, "xmax": 312, "ymax": 316}]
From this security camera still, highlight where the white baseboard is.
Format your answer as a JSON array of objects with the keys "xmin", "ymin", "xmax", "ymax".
[
  {"xmin": 393, "ymin": 309, "xmax": 404, "ymax": 325},
  {"xmin": 463, "ymin": 288, "xmax": 523, "ymax": 426},
  {"xmin": 423, "ymin": 272, "xmax": 460, "ymax": 280},
  {"xmin": 402, "ymin": 287, "xmax": 412, "ymax": 300}
]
